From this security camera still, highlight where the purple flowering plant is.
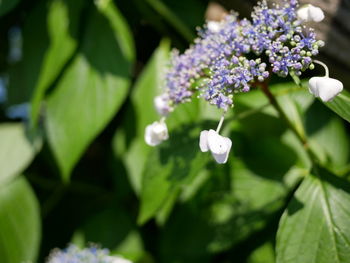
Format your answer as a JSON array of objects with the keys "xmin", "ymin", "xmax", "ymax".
[
  {"xmin": 138, "ymin": 2, "xmax": 350, "ymax": 259},
  {"xmin": 145, "ymin": 0, "xmax": 343, "ymax": 164},
  {"xmin": 2, "ymin": 0, "xmax": 350, "ymax": 262}
]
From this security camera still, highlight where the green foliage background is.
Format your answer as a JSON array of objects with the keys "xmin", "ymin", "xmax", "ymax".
[{"xmin": 0, "ymin": 0, "xmax": 350, "ymax": 262}]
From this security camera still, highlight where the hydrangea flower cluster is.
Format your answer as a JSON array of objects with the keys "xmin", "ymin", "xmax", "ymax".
[
  {"xmin": 161, "ymin": 0, "xmax": 326, "ymax": 111},
  {"xmin": 145, "ymin": 0, "xmax": 343, "ymax": 164},
  {"xmin": 47, "ymin": 245, "xmax": 132, "ymax": 263}
]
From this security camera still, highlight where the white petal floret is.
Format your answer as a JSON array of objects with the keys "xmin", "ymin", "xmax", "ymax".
[
  {"xmin": 308, "ymin": 76, "xmax": 343, "ymax": 102},
  {"xmin": 297, "ymin": 4, "xmax": 325, "ymax": 22},
  {"xmin": 154, "ymin": 95, "xmax": 171, "ymax": 116},
  {"xmin": 199, "ymin": 130, "xmax": 209, "ymax": 152},
  {"xmin": 145, "ymin": 121, "xmax": 169, "ymax": 146},
  {"xmin": 199, "ymin": 129, "xmax": 232, "ymax": 164}
]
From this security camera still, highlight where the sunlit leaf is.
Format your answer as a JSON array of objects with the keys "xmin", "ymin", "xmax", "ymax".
[
  {"xmin": 0, "ymin": 177, "xmax": 41, "ymax": 263},
  {"xmin": 277, "ymin": 94, "xmax": 306, "ymax": 140},
  {"xmin": 0, "ymin": 123, "xmax": 40, "ymax": 184},
  {"xmin": 30, "ymin": 0, "xmax": 84, "ymax": 127},
  {"xmin": 325, "ymin": 89, "xmax": 350, "ymax": 124},
  {"xmin": 46, "ymin": 1, "xmax": 134, "ymax": 181},
  {"xmin": 276, "ymin": 170, "xmax": 350, "ymax": 263},
  {"xmin": 247, "ymin": 242, "xmax": 275, "ymax": 263}
]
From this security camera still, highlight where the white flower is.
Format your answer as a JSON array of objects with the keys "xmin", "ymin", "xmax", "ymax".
[
  {"xmin": 145, "ymin": 120, "xmax": 169, "ymax": 146},
  {"xmin": 207, "ymin": 21, "xmax": 221, "ymax": 33},
  {"xmin": 297, "ymin": 4, "xmax": 325, "ymax": 22},
  {"xmin": 199, "ymin": 129, "xmax": 232, "ymax": 164},
  {"xmin": 154, "ymin": 95, "xmax": 171, "ymax": 116},
  {"xmin": 308, "ymin": 76, "xmax": 343, "ymax": 102}
]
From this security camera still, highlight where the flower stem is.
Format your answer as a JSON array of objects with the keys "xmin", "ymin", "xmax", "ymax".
[
  {"xmin": 260, "ymin": 82, "xmax": 318, "ymax": 163},
  {"xmin": 216, "ymin": 114, "xmax": 225, "ymax": 133},
  {"xmin": 145, "ymin": 0, "xmax": 195, "ymax": 42},
  {"xmin": 313, "ymin": 60, "xmax": 329, "ymax": 78}
]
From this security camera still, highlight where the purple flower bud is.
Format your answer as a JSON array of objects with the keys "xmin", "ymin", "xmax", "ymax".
[{"xmin": 160, "ymin": 0, "xmax": 322, "ymax": 110}]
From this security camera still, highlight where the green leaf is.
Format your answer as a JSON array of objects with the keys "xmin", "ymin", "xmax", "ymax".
[
  {"xmin": 247, "ymin": 242, "xmax": 275, "ymax": 263},
  {"xmin": 271, "ymin": 83, "xmax": 314, "ymax": 127},
  {"xmin": 161, "ymin": 0, "xmax": 205, "ymax": 32},
  {"xmin": 159, "ymin": 204, "xmax": 214, "ymax": 263},
  {"xmin": 276, "ymin": 170, "xmax": 350, "ymax": 263},
  {"xmin": 277, "ymin": 94, "xmax": 306, "ymax": 140},
  {"xmin": 305, "ymin": 101, "xmax": 349, "ymax": 171},
  {"xmin": 325, "ymin": 89, "xmax": 350, "ymax": 124},
  {"xmin": 30, "ymin": 0, "xmax": 84, "ymax": 127},
  {"xmin": 113, "ymin": 39, "xmax": 170, "ymax": 194},
  {"xmin": 0, "ymin": 0, "xmax": 20, "ymax": 16},
  {"xmin": 158, "ymin": 161, "xmax": 299, "ymax": 261},
  {"xmin": 72, "ymin": 208, "xmax": 145, "ymax": 262},
  {"xmin": 0, "ymin": 123, "xmax": 40, "ymax": 184},
  {"xmin": 0, "ymin": 177, "xmax": 41, "ymax": 263},
  {"xmin": 114, "ymin": 39, "xmax": 201, "ymax": 200},
  {"xmin": 234, "ymin": 82, "xmax": 313, "ymax": 124},
  {"xmin": 96, "ymin": 0, "xmax": 135, "ymax": 62},
  {"xmin": 8, "ymin": 0, "xmax": 82, "ymax": 110},
  {"xmin": 289, "ymin": 71, "xmax": 301, "ymax": 86},
  {"xmin": 132, "ymin": 38, "xmax": 170, "ymax": 137},
  {"xmin": 156, "ymin": 99, "xmax": 305, "ymax": 256},
  {"xmin": 206, "ymin": 156, "xmax": 298, "ymax": 252},
  {"xmin": 46, "ymin": 1, "xmax": 134, "ymax": 181},
  {"xmin": 281, "ymin": 130, "xmax": 312, "ymax": 170},
  {"xmin": 145, "ymin": 0, "xmax": 201, "ymax": 41},
  {"xmin": 185, "ymin": 121, "xmax": 303, "ymax": 252},
  {"xmin": 137, "ymin": 123, "xmax": 209, "ymax": 225}
]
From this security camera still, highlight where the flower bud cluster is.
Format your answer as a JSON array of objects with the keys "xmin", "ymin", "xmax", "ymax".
[
  {"xmin": 205, "ymin": 56, "xmax": 269, "ymax": 110},
  {"xmin": 47, "ymin": 245, "xmax": 132, "ymax": 263},
  {"xmin": 161, "ymin": 0, "xmax": 323, "ymax": 110}
]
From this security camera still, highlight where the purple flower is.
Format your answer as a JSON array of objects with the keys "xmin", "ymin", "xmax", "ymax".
[{"xmin": 160, "ymin": 0, "xmax": 323, "ymax": 110}]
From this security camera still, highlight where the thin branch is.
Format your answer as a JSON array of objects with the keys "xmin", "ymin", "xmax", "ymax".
[{"xmin": 259, "ymin": 81, "xmax": 318, "ymax": 163}]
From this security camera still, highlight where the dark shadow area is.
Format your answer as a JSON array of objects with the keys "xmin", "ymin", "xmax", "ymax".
[
  {"xmin": 237, "ymin": 109, "xmax": 287, "ymax": 138},
  {"xmin": 315, "ymin": 164, "xmax": 350, "ymax": 194},
  {"xmin": 286, "ymin": 196, "xmax": 304, "ymax": 216},
  {"xmin": 28, "ymin": 119, "xmax": 139, "ymax": 262},
  {"xmin": 159, "ymin": 203, "xmax": 215, "ymax": 263},
  {"xmin": 231, "ymin": 109, "xmax": 298, "ymax": 182},
  {"xmin": 80, "ymin": 5, "xmax": 131, "ymax": 78},
  {"xmin": 6, "ymin": 1, "xmax": 49, "ymax": 105},
  {"xmin": 215, "ymin": 0, "xmax": 257, "ymax": 18},
  {"xmin": 323, "ymin": 0, "xmax": 350, "ymax": 87},
  {"xmin": 79, "ymin": 207, "xmax": 136, "ymax": 250},
  {"xmin": 212, "ymin": 172, "xmax": 303, "ymax": 263},
  {"xmin": 240, "ymin": 136, "xmax": 298, "ymax": 182},
  {"xmin": 305, "ymin": 99, "xmax": 333, "ymax": 136},
  {"xmin": 158, "ymin": 120, "xmax": 216, "ymax": 183},
  {"xmin": 6, "ymin": 0, "xmax": 86, "ymax": 105}
]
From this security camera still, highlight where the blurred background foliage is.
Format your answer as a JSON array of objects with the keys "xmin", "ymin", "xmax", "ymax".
[{"xmin": 0, "ymin": 0, "xmax": 350, "ymax": 262}]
